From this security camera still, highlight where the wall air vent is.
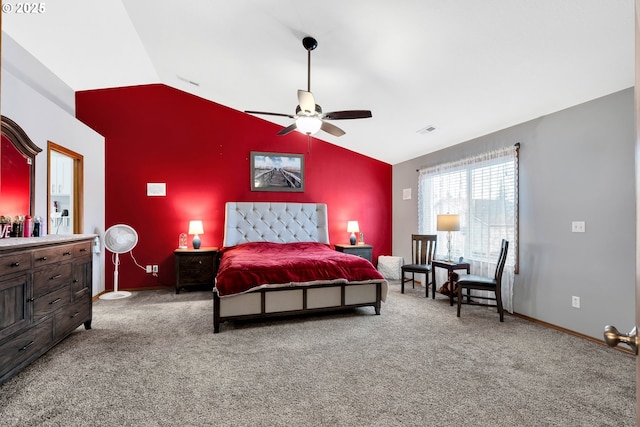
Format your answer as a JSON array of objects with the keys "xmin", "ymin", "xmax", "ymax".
[
  {"xmin": 416, "ymin": 125, "xmax": 436, "ymax": 135},
  {"xmin": 177, "ymin": 75, "xmax": 200, "ymax": 87}
]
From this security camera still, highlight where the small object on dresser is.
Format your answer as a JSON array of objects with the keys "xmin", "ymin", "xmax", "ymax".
[
  {"xmin": 188, "ymin": 220, "xmax": 204, "ymax": 249},
  {"xmin": 178, "ymin": 233, "xmax": 188, "ymax": 249},
  {"xmin": 347, "ymin": 221, "xmax": 359, "ymax": 245},
  {"xmin": 33, "ymin": 216, "xmax": 41, "ymax": 237},
  {"xmin": 358, "ymin": 232, "xmax": 365, "ymax": 245}
]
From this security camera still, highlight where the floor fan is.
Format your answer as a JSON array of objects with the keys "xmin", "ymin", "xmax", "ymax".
[{"xmin": 99, "ymin": 224, "xmax": 139, "ymax": 300}]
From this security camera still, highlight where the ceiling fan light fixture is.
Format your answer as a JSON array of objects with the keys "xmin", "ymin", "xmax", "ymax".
[{"xmin": 296, "ymin": 116, "xmax": 322, "ymax": 135}]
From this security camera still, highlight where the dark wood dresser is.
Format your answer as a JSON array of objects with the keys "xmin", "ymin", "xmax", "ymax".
[
  {"xmin": 174, "ymin": 247, "xmax": 218, "ymax": 293},
  {"xmin": 0, "ymin": 235, "xmax": 95, "ymax": 385},
  {"xmin": 334, "ymin": 244, "xmax": 373, "ymax": 263}
]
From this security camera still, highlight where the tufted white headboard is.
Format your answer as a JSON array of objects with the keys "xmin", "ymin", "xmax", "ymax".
[{"xmin": 223, "ymin": 202, "xmax": 330, "ymax": 247}]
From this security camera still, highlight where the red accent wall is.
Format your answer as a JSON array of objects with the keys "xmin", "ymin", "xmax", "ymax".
[{"xmin": 76, "ymin": 84, "xmax": 391, "ymax": 291}]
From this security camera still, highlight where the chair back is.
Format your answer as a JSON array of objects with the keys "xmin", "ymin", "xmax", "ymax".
[
  {"xmin": 494, "ymin": 239, "xmax": 509, "ymax": 282},
  {"xmin": 410, "ymin": 234, "xmax": 437, "ymax": 265}
]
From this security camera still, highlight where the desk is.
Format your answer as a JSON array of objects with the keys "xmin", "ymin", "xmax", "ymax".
[{"xmin": 431, "ymin": 259, "xmax": 470, "ymax": 306}]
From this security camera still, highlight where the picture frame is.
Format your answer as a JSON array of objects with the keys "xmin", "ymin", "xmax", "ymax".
[{"xmin": 250, "ymin": 152, "xmax": 304, "ymax": 192}]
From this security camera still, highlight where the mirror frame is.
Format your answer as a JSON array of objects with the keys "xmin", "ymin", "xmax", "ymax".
[{"xmin": 1, "ymin": 115, "xmax": 42, "ymax": 216}]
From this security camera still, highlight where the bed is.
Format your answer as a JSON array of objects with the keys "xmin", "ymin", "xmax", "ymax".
[{"xmin": 213, "ymin": 202, "xmax": 387, "ymax": 333}]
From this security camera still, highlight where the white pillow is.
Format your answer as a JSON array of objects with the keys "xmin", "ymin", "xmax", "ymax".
[{"xmin": 377, "ymin": 256, "xmax": 403, "ymax": 280}]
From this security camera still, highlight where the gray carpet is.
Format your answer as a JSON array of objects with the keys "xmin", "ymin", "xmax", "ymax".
[{"xmin": 0, "ymin": 281, "xmax": 635, "ymax": 426}]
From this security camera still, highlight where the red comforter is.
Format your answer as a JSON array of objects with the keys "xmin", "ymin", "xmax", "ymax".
[{"xmin": 215, "ymin": 241, "xmax": 385, "ymax": 297}]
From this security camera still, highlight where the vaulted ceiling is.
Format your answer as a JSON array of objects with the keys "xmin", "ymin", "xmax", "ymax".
[{"xmin": 3, "ymin": 0, "xmax": 634, "ymax": 164}]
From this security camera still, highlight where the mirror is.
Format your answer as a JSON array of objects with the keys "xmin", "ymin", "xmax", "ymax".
[
  {"xmin": 1, "ymin": 116, "xmax": 42, "ymax": 218},
  {"xmin": 47, "ymin": 142, "xmax": 83, "ymax": 235}
]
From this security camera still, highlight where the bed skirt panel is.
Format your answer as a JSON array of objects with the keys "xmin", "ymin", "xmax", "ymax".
[{"xmin": 213, "ymin": 281, "xmax": 384, "ymax": 333}]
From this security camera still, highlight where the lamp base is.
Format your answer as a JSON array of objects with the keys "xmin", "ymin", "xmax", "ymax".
[
  {"xmin": 350, "ymin": 233, "xmax": 356, "ymax": 245},
  {"xmin": 193, "ymin": 235, "xmax": 201, "ymax": 249}
]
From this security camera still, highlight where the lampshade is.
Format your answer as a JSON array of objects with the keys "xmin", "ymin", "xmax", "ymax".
[
  {"xmin": 188, "ymin": 220, "xmax": 204, "ymax": 235},
  {"xmin": 347, "ymin": 221, "xmax": 360, "ymax": 233},
  {"xmin": 437, "ymin": 214, "xmax": 460, "ymax": 232},
  {"xmin": 296, "ymin": 116, "xmax": 322, "ymax": 135}
]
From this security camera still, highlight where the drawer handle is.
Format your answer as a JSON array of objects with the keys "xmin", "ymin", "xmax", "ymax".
[
  {"xmin": 71, "ymin": 312, "xmax": 80, "ymax": 319},
  {"xmin": 49, "ymin": 298, "xmax": 62, "ymax": 305},
  {"xmin": 198, "ymin": 260, "xmax": 202, "ymax": 264},
  {"xmin": 73, "ymin": 279, "xmax": 79, "ymax": 283},
  {"xmin": 10, "ymin": 261, "xmax": 20, "ymax": 267},
  {"xmin": 50, "ymin": 274, "xmax": 62, "ymax": 280},
  {"xmin": 79, "ymin": 248, "xmax": 88, "ymax": 252},
  {"xmin": 37, "ymin": 256, "xmax": 47, "ymax": 261},
  {"xmin": 19, "ymin": 340, "xmax": 35, "ymax": 352},
  {"xmin": 27, "ymin": 297, "xmax": 34, "ymax": 302},
  {"xmin": 63, "ymin": 251, "xmax": 72, "ymax": 256}
]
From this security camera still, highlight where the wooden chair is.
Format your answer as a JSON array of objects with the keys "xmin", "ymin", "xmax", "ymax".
[
  {"xmin": 456, "ymin": 239, "xmax": 509, "ymax": 321},
  {"xmin": 401, "ymin": 234, "xmax": 437, "ymax": 298}
]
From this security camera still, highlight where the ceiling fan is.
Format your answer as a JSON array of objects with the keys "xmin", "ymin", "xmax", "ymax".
[{"xmin": 245, "ymin": 36, "xmax": 372, "ymax": 137}]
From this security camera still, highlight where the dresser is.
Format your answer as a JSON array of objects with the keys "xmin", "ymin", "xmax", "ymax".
[
  {"xmin": 174, "ymin": 247, "xmax": 218, "ymax": 293},
  {"xmin": 0, "ymin": 235, "xmax": 95, "ymax": 385},
  {"xmin": 334, "ymin": 244, "xmax": 373, "ymax": 263}
]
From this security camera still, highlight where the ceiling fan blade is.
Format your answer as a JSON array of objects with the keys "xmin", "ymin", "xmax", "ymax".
[
  {"xmin": 245, "ymin": 110, "xmax": 295, "ymax": 119},
  {"xmin": 277, "ymin": 123, "xmax": 298, "ymax": 136},
  {"xmin": 297, "ymin": 90, "xmax": 316, "ymax": 114},
  {"xmin": 320, "ymin": 121, "xmax": 346, "ymax": 137},
  {"xmin": 323, "ymin": 110, "xmax": 372, "ymax": 120}
]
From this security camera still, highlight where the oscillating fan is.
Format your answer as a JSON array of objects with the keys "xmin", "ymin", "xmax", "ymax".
[{"xmin": 99, "ymin": 224, "xmax": 139, "ymax": 300}]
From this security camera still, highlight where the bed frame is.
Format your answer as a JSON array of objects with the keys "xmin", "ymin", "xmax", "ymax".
[{"xmin": 213, "ymin": 202, "xmax": 386, "ymax": 333}]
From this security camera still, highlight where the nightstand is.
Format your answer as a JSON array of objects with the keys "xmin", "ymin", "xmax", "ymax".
[
  {"xmin": 174, "ymin": 247, "xmax": 218, "ymax": 294},
  {"xmin": 334, "ymin": 244, "xmax": 373, "ymax": 263}
]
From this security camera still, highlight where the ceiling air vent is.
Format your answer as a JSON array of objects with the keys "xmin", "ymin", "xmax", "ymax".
[
  {"xmin": 416, "ymin": 125, "xmax": 436, "ymax": 135},
  {"xmin": 177, "ymin": 75, "xmax": 200, "ymax": 87}
]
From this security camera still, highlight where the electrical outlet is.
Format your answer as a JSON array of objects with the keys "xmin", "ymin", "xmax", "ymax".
[
  {"xmin": 572, "ymin": 296, "xmax": 580, "ymax": 308},
  {"xmin": 571, "ymin": 221, "xmax": 585, "ymax": 233},
  {"xmin": 146, "ymin": 265, "xmax": 152, "ymax": 273},
  {"xmin": 152, "ymin": 265, "xmax": 158, "ymax": 273}
]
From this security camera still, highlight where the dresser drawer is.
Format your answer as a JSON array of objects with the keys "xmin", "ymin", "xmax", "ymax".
[
  {"xmin": 33, "ymin": 244, "xmax": 74, "ymax": 267},
  {"xmin": 71, "ymin": 261, "xmax": 91, "ymax": 299},
  {"xmin": 73, "ymin": 241, "xmax": 92, "ymax": 259},
  {"xmin": 0, "ymin": 317, "xmax": 53, "ymax": 379},
  {"xmin": 33, "ymin": 285, "xmax": 71, "ymax": 321},
  {"xmin": 0, "ymin": 251, "xmax": 32, "ymax": 275},
  {"xmin": 181, "ymin": 254, "xmax": 215, "ymax": 268},
  {"xmin": 33, "ymin": 263, "xmax": 73, "ymax": 297},
  {"xmin": 0, "ymin": 274, "xmax": 30, "ymax": 341},
  {"xmin": 54, "ymin": 296, "xmax": 90, "ymax": 340},
  {"xmin": 180, "ymin": 267, "xmax": 215, "ymax": 284}
]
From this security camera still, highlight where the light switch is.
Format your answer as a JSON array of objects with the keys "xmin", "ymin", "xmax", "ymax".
[{"xmin": 571, "ymin": 221, "xmax": 585, "ymax": 233}]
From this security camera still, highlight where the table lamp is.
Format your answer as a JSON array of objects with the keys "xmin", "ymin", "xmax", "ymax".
[
  {"xmin": 437, "ymin": 214, "xmax": 460, "ymax": 262},
  {"xmin": 188, "ymin": 220, "xmax": 204, "ymax": 249},
  {"xmin": 347, "ymin": 221, "xmax": 359, "ymax": 245}
]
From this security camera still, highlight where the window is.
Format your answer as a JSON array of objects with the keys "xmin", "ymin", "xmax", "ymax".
[{"xmin": 418, "ymin": 145, "xmax": 519, "ymax": 311}]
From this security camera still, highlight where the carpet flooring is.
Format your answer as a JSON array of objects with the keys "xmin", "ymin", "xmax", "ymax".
[{"xmin": 0, "ymin": 281, "xmax": 635, "ymax": 426}]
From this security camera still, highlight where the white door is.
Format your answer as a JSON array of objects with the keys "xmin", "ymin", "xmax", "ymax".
[{"xmin": 604, "ymin": 3, "xmax": 640, "ymax": 425}]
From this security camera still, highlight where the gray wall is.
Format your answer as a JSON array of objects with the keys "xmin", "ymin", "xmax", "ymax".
[
  {"xmin": 393, "ymin": 88, "xmax": 635, "ymax": 340},
  {"xmin": 2, "ymin": 33, "xmax": 107, "ymax": 296}
]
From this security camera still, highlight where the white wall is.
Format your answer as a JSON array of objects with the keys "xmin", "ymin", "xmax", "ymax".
[
  {"xmin": 393, "ymin": 88, "xmax": 635, "ymax": 340},
  {"xmin": 2, "ymin": 34, "xmax": 106, "ymax": 296}
]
